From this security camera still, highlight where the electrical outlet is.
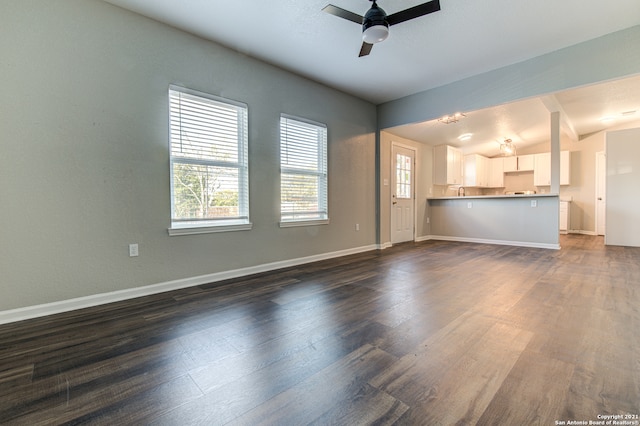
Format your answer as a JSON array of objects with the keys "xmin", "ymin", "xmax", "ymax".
[
  {"xmin": 129, "ymin": 243, "xmax": 139, "ymax": 257},
  {"xmin": 426, "ymin": 217, "xmax": 430, "ymax": 224},
  {"xmin": 355, "ymin": 223, "xmax": 360, "ymax": 231},
  {"xmin": 531, "ymin": 200, "xmax": 537, "ymax": 208},
  {"xmin": 467, "ymin": 202, "xmax": 473, "ymax": 209}
]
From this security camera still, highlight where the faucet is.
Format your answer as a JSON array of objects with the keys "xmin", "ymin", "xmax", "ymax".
[{"xmin": 458, "ymin": 186, "xmax": 465, "ymax": 197}]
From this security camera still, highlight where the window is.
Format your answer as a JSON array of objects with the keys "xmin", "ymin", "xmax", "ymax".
[
  {"xmin": 280, "ymin": 115, "xmax": 328, "ymax": 226},
  {"xmin": 168, "ymin": 86, "xmax": 250, "ymax": 235},
  {"xmin": 396, "ymin": 153, "xmax": 412, "ymax": 199}
]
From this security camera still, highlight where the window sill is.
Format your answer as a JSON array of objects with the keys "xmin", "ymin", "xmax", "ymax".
[
  {"xmin": 168, "ymin": 221, "xmax": 253, "ymax": 236},
  {"xmin": 279, "ymin": 219, "xmax": 330, "ymax": 228}
]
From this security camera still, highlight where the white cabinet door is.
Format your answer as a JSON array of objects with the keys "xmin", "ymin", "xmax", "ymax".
[
  {"xmin": 450, "ymin": 147, "xmax": 463, "ymax": 185},
  {"xmin": 503, "ymin": 156, "xmax": 518, "ymax": 172},
  {"xmin": 464, "ymin": 154, "xmax": 489, "ymax": 187},
  {"xmin": 488, "ymin": 157, "xmax": 504, "ymax": 187},
  {"xmin": 559, "ymin": 201, "xmax": 569, "ymax": 233},
  {"xmin": 534, "ymin": 151, "xmax": 570, "ymax": 186},
  {"xmin": 518, "ymin": 154, "xmax": 535, "ymax": 171},
  {"xmin": 534, "ymin": 152, "xmax": 551, "ymax": 186},
  {"xmin": 434, "ymin": 145, "xmax": 463, "ymax": 185}
]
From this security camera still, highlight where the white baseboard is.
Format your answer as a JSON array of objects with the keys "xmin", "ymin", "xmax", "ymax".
[
  {"xmin": 377, "ymin": 241, "xmax": 393, "ymax": 249},
  {"xmin": 0, "ymin": 244, "xmax": 379, "ymax": 325},
  {"xmin": 426, "ymin": 235, "xmax": 560, "ymax": 250},
  {"xmin": 568, "ymin": 229, "xmax": 598, "ymax": 236}
]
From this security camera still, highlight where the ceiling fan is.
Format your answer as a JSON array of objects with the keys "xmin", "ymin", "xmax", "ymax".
[{"xmin": 322, "ymin": 0, "xmax": 441, "ymax": 57}]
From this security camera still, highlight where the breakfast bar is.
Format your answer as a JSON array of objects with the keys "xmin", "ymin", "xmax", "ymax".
[{"xmin": 427, "ymin": 194, "xmax": 560, "ymax": 249}]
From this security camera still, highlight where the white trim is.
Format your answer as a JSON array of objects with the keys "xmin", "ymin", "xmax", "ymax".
[
  {"xmin": 279, "ymin": 219, "xmax": 330, "ymax": 228},
  {"xmin": 425, "ymin": 235, "xmax": 560, "ymax": 250},
  {"xmin": 0, "ymin": 244, "xmax": 378, "ymax": 325},
  {"xmin": 415, "ymin": 235, "xmax": 431, "ymax": 243},
  {"xmin": 595, "ymin": 151, "xmax": 606, "ymax": 237},
  {"xmin": 568, "ymin": 229, "xmax": 597, "ymax": 236},
  {"xmin": 168, "ymin": 222, "xmax": 253, "ymax": 236},
  {"xmin": 377, "ymin": 242, "xmax": 393, "ymax": 249}
]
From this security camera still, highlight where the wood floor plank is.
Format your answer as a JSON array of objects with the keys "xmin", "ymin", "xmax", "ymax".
[
  {"xmin": 226, "ymin": 344, "xmax": 400, "ymax": 425},
  {"xmin": 0, "ymin": 235, "xmax": 638, "ymax": 424},
  {"xmin": 368, "ymin": 310, "xmax": 496, "ymax": 394},
  {"xmin": 476, "ymin": 350, "xmax": 575, "ymax": 425},
  {"xmin": 378, "ymin": 322, "xmax": 533, "ymax": 425},
  {"xmin": 0, "ymin": 339, "xmax": 188, "ymax": 424}
]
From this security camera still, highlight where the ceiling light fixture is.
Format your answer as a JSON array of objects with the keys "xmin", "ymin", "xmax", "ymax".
[
  {"xmin": 438, "ymin": 112, "xmax": 466, "ymax": 124},
  {"xmin": 362, "ymin": 2, "xmax": 389, "ymax": 44},
  {"xmin": 599, "ymin": 110, "xmax": 637, "ymax": 123},
  {"xmin": 599, "ymin": 115, "xmax": 617, "ymax": 123},
  {"xmin": 458, "ymin": 133, "xmax": 473, "ymax": 142},
  {"xmin": 500, "ymin": 138, "xmax": 517, "ymax": 156}
]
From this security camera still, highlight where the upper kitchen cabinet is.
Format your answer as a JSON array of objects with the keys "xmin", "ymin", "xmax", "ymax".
[
  {"xmin": 463, "ymin": 154, "xmax": 505, "ymax": 188},
  {"xmin": 464, "ymin": 154, "xmax": 489, "ymax": 187},
  {"xmin": 434, "ymin": 145, "xmax": 463, "ymax": 185},
  {"xmin": 534, "ymin": 151, "xmax": 571, "ymax": 186},
  {"xmin": 503, "ymin": 154, "xmax": 534, "ymax": 172},
  {"xmin": 488, "ymin": 157, "xmax": 504, "ymax": 188}
]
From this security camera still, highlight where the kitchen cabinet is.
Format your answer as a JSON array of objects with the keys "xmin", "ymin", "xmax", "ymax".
[
  {"xmin": 503, "ymin": 156, "xmax": 518, "ymax": 172},
  {"xmin": 559, "ymin": 200, "xmax": 570, "ymax": 233},
  {"xmin": 488, "ymin": 157, "xmax": 504, "ymax": 187},
  {"xmin": 503, "ymin": 154, "xmax": 534, "ymax": 172},
  {"xmin": 518, "ymin": 154, "xmax": 535, "ymax": 171},
  {"xmin": 534, "ymin": 151, "xmax": 571, "ymax": 186},
  {"xmin": 463, "ymin": 154, "xmax": 489, "ymax": 187},
  {"xmin": 434, "ymin": 145, "xmax": 463, "ymax": 185}
]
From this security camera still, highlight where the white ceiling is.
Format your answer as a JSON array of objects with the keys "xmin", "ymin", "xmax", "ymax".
[{"xmin": 104, "ymin": 0, "xmax": 640, "ymax": 155}]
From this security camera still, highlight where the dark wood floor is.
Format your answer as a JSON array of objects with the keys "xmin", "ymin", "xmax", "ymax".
[{"xmin": 1, "ymin": 235, "xmax": 639, "ymax": 425}]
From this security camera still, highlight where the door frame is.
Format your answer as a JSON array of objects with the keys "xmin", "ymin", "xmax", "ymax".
[
  {"xmin": 595, "ymin": 151, "xmax": 606, "ymax": 236},
  {"xmin": 390, "ymin": 142, "xmax": 417, "ymax": 244}
]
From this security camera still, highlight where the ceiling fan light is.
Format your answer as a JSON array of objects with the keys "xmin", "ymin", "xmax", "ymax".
[{"xmin": 362, "ymin": 25, "xmax": 389, "ymax": 44}]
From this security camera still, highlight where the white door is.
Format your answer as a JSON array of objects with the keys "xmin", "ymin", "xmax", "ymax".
[
  {"xmin": 596, "ymin": 151, "xmax": 606, "ymax": 236},
  {"xmin": 391, "ymin": 144, "xmax": 415, "ymax": 244}
]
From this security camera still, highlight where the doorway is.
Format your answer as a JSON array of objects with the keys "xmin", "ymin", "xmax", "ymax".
[
  {"xmin": 391, "ymin": 144, "xmax": 416, "ymax": 244},
  {"xmin": 596, "ymin": 151, "xmax": 606, "ymax": 236}
]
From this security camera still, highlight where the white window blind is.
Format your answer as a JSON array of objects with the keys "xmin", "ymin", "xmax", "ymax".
[
  {"xmin": 169, "ymin": 86, "xmax": 249, "ymax": 232},
  {"xmin": 280, "ymin": 115, "xmax": 328, "ymax": 224}
]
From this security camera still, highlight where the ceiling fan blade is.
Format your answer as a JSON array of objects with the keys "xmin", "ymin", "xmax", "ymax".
[
  {"xmin": 387, "ymin": 0, "xmax": 440, "ymax": 26},
  {"xmin": 359, "ymin": 42, "xmax": 373, "ymax": 57},
  {"xmin": 322, "ymin": 4, "xmax": 364, "ymax": 24}
]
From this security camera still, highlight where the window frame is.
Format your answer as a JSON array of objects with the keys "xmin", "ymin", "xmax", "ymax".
[
  {"xmin": 279, "ymin": 114, "xmax": 329, "ymax": 227},
  {"xmin": 168, "ymin": 85, "xmax": 251, "ymax": 236}
]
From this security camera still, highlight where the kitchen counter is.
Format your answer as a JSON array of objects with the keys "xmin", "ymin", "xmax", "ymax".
[
  {"xmin": 427, "ymin": 193, "xmax": 558, "ymax": 201},
  {"xmin": 427, "ymin": 194, "xmax": 560, "ymax": 249}
]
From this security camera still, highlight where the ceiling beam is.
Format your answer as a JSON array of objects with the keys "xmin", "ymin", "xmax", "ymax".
[{"xmin": 540, "ymin": 95, "xmax": 579, "ymax": 141}]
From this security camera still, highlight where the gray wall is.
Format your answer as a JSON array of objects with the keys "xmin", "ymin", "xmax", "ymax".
[
  {"xmin": 0, "ymin": 0, "xmax": 377, "ymax": 312},
  {"xmin": 429, "ymin": 196, "xmax": 560, "ymax": 248},
  {"xmin": 606, "ymin": 128, "xmax": 640, "ymax": 247}
]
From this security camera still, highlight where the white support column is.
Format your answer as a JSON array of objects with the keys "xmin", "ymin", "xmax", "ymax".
[{"xmin": 550, "ymin": 111, "xmax": 561, "ymax": 194}]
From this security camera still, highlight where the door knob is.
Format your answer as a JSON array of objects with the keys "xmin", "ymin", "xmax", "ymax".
[{"xmin": 392, "ymin": 201, "xmax": 397, "ymax": 205}]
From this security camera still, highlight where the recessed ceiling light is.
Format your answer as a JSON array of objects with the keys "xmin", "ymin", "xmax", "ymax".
[
  {"xmin": 599, "ymin": 110, "xmax": 638, "ymax": 123},
  {"xmin": 599, "ymin": 115, "xmax": 617, "ymax": 123},
  {"xmin": 458, "ymin": 133, "xmax": 472, "ymax": 141}
]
